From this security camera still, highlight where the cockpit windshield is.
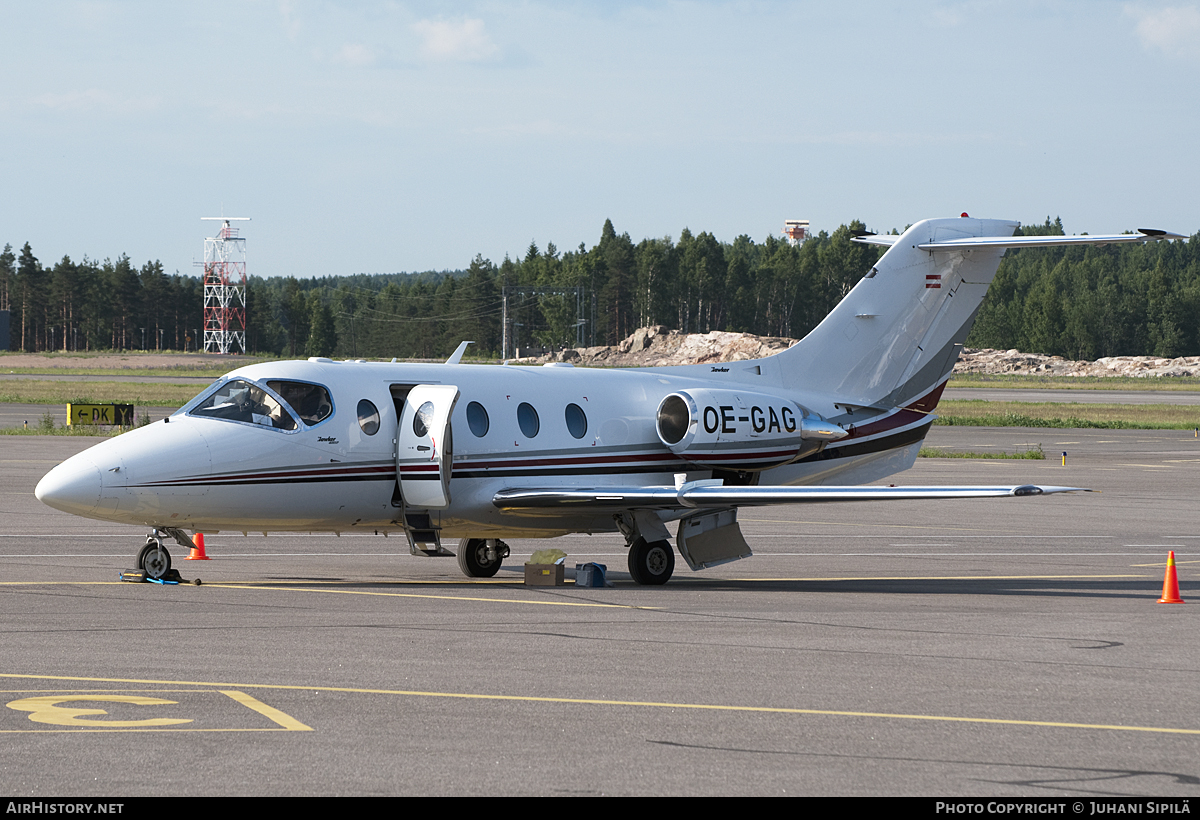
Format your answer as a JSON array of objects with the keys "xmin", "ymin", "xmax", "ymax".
[
  {"xmin": 266, "ymin": 381, "xmax": 334, "ymax": 426},
  {"xmin": 189, "ymin": 380, "xmax": 297, "ymax": 430}
]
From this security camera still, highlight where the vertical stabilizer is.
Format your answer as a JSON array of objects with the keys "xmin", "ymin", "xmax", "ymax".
[{"xmin": 773, "ymin": 217, "xmax": 1018, "ymax": 408}]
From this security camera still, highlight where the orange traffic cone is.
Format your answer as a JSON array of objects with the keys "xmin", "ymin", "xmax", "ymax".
[
  {"xmin": 185, "ymin": 532, "xmax": 211, "ymax": 561},
  {"xmin": 1157, "ymin": 550, "xmax": 1183, "ymax": 604}
]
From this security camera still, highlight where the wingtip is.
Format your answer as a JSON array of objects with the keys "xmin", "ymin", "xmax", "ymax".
[{"xmin": 1137, "ymin": 228, "xmax": 1187, "ymax": 241}]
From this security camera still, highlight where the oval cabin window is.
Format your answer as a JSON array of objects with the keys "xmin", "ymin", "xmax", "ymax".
[
  {"xmin": 466, "ymin": 401, "xmax": 489, "ymax": 437},
  {"xmin": 517, "ymin": 402, "xmax": 540, "ymax": 438},
  {"xmin": 357, "ymin": 400, "xmax": 380, "ymax": 435},
  {"xmin": 565, "ymin": 403, "xmax": 587, "ymax": 439}
]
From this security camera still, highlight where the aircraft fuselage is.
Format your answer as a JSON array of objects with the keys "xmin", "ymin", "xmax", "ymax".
[{"xmin": 34, "ymin": 355, "xmax": 912, "ymax": 538}]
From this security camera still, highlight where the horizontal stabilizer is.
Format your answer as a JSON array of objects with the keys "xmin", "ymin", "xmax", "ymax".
[
  {"xmin": 851, "ymin": 234, "xmax": 901, "ymax": 247},
  {"xmin": 493, "ymin": 483, "xmax": 1091, "ymax": 512},
  {"xmin": 911, "ymin": 230, "xmax": 1185, "ymax": 251}
]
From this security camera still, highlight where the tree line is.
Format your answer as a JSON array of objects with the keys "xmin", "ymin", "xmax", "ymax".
[
  {"xmin": 4, "ymin": 218, "xmax": 1199, "ymax": 361},
  {"xmin": 968, "ymin": 219, "xmax": 1200, "ymax": 360},
  {"xmin": 0, "ymin": 243, "xmax": 201, "ymax": 353}
]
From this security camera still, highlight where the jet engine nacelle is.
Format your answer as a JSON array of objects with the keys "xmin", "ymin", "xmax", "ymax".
[{"xmin": 655, "ymin": 389, "xmax": 846, "ymax": 471}]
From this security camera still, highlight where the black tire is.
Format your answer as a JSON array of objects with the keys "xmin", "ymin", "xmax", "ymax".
[
  {"xmin": 627, "ymin": 538, "xmax": 674, "ymax": 585},
  {"xmin": 457, "ymin": 538, "xmax": 502, "ymax": 578},
  {"xmin": 137, "ymin": 542, "xmax": 172, "ymax": 580}
]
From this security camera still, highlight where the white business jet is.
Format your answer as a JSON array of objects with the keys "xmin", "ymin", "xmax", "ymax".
[{"xmin": 35, "ymin": 217, "xmax": 1184, "ymax": 584}]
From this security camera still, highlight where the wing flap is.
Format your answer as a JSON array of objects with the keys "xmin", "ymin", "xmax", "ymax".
[{"xmin": 493, "ymin": 483, "xmax": 1091, "ymax": 512}]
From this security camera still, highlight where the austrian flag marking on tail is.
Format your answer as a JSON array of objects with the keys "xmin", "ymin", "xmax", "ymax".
[{"xmin": 925, "ymin": 274, "xmax": 941, "ymax": 289}]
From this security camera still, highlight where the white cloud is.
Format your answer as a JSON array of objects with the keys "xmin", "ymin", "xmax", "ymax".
[
  {"xmin": 332, "ymin": 43, "xmax": 377, "ymax": 67},
  {"xmin": 411, "ymin": 18, "xmax": 499, "ymax": 62},
  {"xmin": 1130, "ymin": 4, "xmax": 1200, "ymax": 60},
  {"xmin": 34, "ymin": 88, "xmax": 161, "ymax": 114},
  {"xmin": 278, "ymin": 0, "xmax": 303, "ymax": 40}
]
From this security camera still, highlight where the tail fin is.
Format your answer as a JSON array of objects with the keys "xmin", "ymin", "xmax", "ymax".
[{"xmin": 774, "ymin": 217, "xmax": 1018, "ymax": 409}]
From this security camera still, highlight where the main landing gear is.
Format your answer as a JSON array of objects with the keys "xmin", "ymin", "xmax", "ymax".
[
  {"xmin": 627, "ymin": 537, "xmax": 675, "ymax": 586},
  {"xmin": 619, "ymin": 509, "xmax": 676, "ymax": 585},
  {"xmin": 456, "ymin": 538, "xmax": 510, "ymax": 578},
  {"xmin": 615, "ymin": 511, "xmax": 677, "ymax": 585}
]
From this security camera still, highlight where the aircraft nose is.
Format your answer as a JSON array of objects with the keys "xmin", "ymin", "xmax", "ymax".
[{"xmin": 35, "ymin": 457, "xmax": 103, "ymax": 516}]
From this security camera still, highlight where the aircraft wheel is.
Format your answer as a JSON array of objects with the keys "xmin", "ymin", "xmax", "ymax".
[
  {"xmin": 457, "ymin": 538, "xmax": 502, "ymax": 578},
  {"xmin": 627, "ymin": 538, "xmax": 674, "ymax": 586},
  {"xmin": 137, "ymin": 542, "xmax": 172, "ymax": 581}
]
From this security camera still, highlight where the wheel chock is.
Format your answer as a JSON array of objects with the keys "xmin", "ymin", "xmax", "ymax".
[{"xmin": 119, "ymin": 568, "xmax": 199, "ymax": 586}]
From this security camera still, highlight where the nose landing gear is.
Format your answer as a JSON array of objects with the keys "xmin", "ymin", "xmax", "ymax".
[
  {"xmin": 137, "ymin": 535, "xmax": 173, "ymax": 580},
  {"xmin": 127, "ymin": 528, "xmax": 198, "ymax": 584}
]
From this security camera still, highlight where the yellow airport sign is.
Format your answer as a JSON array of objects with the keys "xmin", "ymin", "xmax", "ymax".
[{"xmin": 67, "ymin": 403, "xmax": 135, "ymax": 426}]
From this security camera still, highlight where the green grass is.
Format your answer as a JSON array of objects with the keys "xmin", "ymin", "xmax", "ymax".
[
  {"xmin": 0, "ymin": 350, "xmax": 275, "ymax": 378},
  {"xmin": 947, "ymin": 373, "xmax": 1200, "ymax": 391},
  {"xmin": 1, "ymin": 367, "xmax": 228, "ymax": 377},
  {"xmin": 0, "ymin": 410, "xmax": 150, "ymax": 437},
  {"xmin": 0, "ymin": 380, "xmax": 205, "ymax": 406},
  {"xmin": 919, "ymin": 444, "xmax": 1045, "ymax": 459},
  {"xmin": 935, "ymin": 399, "xmax": 1200, "ymax": 429}
]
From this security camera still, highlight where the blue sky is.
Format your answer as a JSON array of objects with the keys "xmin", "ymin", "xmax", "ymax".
[{"xmin": 2, "ymin": 1, "xmax": 1197, "ymax": 278}]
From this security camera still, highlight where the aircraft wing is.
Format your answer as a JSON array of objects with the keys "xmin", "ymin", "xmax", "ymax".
[{"xmin": 492, "ymin": 483, "xmax": 1091, "ymax": 512}]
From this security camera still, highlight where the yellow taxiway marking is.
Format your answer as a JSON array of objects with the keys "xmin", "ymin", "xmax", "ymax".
[
  {"xmin": 0, "ymin": 580, "xmax": 653, "ymax": 610},
  {"xmin": 7, "ymin": 694, "xmax": 192, "ymax": 728},
  {"xmin": 219, "ymin": 690, "xmax": 312, "ymax": 731},
  {"xmin": 734, "ymin": 574, "xmax": 1147, "ymax": 582},
  {"xmin": 209, "ymin": 578, "xmax": 524, "ymax": 585},
  {"xmin": 2, "ymin": 673, "xmax": 1197, "ymax": 737},
  {"xmin": 0, "ymin": 582, "xmax": 132, "ymax": 586},
  {"xmin": 201, "ymin": 583, "xmax": 653, "ymax": 609},
  {"xmin": 1, "ymin": 688, "xmax": 309, "ymax": 733}
]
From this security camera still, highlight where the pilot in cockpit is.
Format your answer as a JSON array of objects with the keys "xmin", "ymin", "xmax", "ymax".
[{"xmin": 273, "ymin": 381, "xmax": 332, "ymax": 426}]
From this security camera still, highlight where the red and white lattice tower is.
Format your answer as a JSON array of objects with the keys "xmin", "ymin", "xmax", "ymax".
[{"xmin": 200, "ymin": 217, "xmax": 249, "ymax": 354}]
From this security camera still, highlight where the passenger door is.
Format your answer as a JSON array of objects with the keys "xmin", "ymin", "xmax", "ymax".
[{"xmin": 396, "ymin": 384, "xmax": 460, "ymax": 508}]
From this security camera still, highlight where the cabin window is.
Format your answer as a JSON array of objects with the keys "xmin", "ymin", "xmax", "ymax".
[
  {"xmin": 357, "ymin": 400, "xmax": 380, "ymax": 435},
  {"xmin": 466, "ymin": 401, "xmax": 489, "ymax": 437},
  {"xmin": 266, "ymin": 380, "xmax": 334, "ymax": 426},
  {"xmin": 189, "ymin": 380, "xmax": 296, "ymax": 430},
  {"xmin": 412, "ymin": 401, "xmax": 436, "ymax": 438},
  {"xmin": 565, "ymin": 403, "xmax": 587, "ymax": 439},
  {"xmin": 517, "ymin": 402, "xmax": 539, "ymax": 438}
]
